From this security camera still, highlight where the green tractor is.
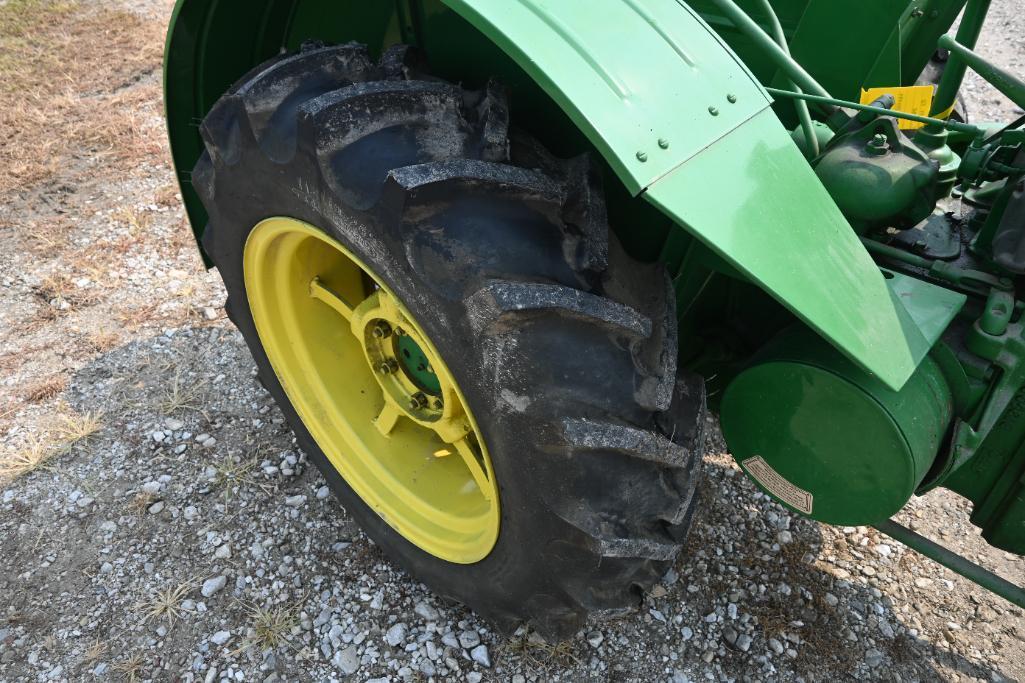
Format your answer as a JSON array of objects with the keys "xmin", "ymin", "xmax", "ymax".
[{"xmin": 164, "ymin": 0, "xmax": 1025, "ymax": 635}]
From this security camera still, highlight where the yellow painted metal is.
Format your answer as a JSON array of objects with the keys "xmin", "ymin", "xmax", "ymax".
[
  {"xmin": 244, "ymin": 217, "xmax": 499, "ymax": 563},
  {"xmin": 859, "ymin": 85, "xmax": 936, "ymax": 130}
]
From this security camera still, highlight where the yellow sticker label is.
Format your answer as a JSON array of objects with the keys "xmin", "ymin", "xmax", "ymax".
[{"xmin": 859, "ymin": 84, "xmax": 936, "ymax": 130}]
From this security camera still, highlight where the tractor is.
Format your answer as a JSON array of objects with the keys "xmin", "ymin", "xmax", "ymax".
[{"xmin": 164, "ymin": 0, "xmax": 1025, "ymax": 636}]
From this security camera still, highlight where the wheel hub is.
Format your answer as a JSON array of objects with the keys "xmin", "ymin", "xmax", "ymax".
[{"xmin": 244, "ymin": 217, "xmax": 500, "ymax": 563}]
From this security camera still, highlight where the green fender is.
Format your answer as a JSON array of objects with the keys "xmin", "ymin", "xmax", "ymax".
[{"xmin": 165, "ymin": 0, "xmax": 945, "ymax": 390}]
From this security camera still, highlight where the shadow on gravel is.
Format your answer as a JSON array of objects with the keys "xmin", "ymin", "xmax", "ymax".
[
  {"xmin": 682, "ymin": 454, "xmax": 1014, "ymax": 681},
  {"xmin": 3, "ymin": 324, "xmax": 1005, "ymax": 680}
]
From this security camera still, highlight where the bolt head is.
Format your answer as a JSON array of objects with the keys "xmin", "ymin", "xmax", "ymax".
[
  {"xmin": 395, "ymin": 326, "xmax": 406, "ymax": 337},
  {"xmin": 409, "ymin": 392, "xmax": 428, "ymax": 410},
  {"xmin": 636, "ymin": 151, "xmax": 648, "ymax": 162},
  {"xmin": 432, "ymin": 398, "xmax": 444, "ymax": 410},
  {"xmin": 378, "ymin": 359, "xmax": 398, "ymax": 374},
  {"xmin": 372, "ymin": 321, "xmax": 392, "ymax": 339},
  {"xmin": 708, "ymin": 106, "xmax": 719, "ymax": 116},
  {"xmin": 867, "ymin": 133, "xmax": 889, "ymax": 155},
  {"xmin": 657, "ymin": 138, "xmax": 670, "ymax": 149},
  {"xmin": 727, "ymin": 93, "xmax": 737, "ymax": 104}
]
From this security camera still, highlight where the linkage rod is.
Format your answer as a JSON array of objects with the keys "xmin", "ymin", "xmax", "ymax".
[
  {"xmin": 876, "ymin": 519, "xmax": 1025, "ymax": 609},
  {"xmin": 765, "ymin": 87, "xmax": 982, "ymax": 137}
]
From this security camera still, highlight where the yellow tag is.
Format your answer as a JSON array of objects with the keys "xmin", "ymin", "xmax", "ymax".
[{"xmin": 859, "ymin": 85, "xmax": 936, "ymax": 130}]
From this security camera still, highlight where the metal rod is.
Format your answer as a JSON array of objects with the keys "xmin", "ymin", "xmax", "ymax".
[
  {"xmin": 753, "ymin": 0, "xmax": 818, "ymax": 158},
  {"xmin": 875, "ymin": 519, "xmax": 1025, "ymax": 609},
  {"xmin": 766, "ymin": 87, "xmax": 982, "ymax": 136},
  {"xmin": 938, "ymin": 34, "xmax": 1025, "ymax": 111},
  {"xmin": 931, "ymin": 0, "xmax": 992, "ymax": 116},
  {"xmin": 860, "ymin": 237, "xmax": 932, "ymax": 269},
  {"xmin": 708, "ymin": 0, "xmax": 831, "ymax": 99}
]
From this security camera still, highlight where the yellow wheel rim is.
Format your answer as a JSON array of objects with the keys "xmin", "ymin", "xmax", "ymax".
[{"xmin": 244, "ymin": 217, "xmax": 500, "ymax": 563}]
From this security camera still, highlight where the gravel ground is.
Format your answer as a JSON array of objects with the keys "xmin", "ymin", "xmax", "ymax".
[{"xmin": 1, "ymin": 1, "xmax": 1023, "ymax": 681}]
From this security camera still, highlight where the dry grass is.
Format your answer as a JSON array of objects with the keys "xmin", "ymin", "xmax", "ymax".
[
  {"xmin": 233, "ymin": 597, "xmax": 305, "ymax": 654},
  {"xmin": 86, "ymin": 328, "xmax": 122, "ymax": 353},
  {"xmin": 116, "ymin": 301, "xmax": 164, "ymax": 331},
  {"xmin": 22, "ymin": 375, "xmax": 67, "ymax": 402},
  {"xmin": 22, "ymin": 216, "xmax": 75, "ymax": 255},
  {"xmin": 500, "ymin": 632, "xmax": 581, "ymax": 672},
  {"xmin": 154, "ymin": 184, "xmax": 182, "ymax": 208},
  {"xmin": 54, "ymin": 408, "xmax": 103, "ymax": 444},
  {"xmin": 126, "ymin": 490, "xmax": 157, "ymax": 516},
  {"xmin": 0, "ymin": 435, "xmax": 53, "ymax": 482},
  {"xmin": 210, "ymin": 456, "xmax": 266, "ymax": 508},
  {"xmin": 111, "ymin": 652, "xmax": 146, "ymax": 683},
  {"xmin": 136, "ymin": 579, "xmax": 196, "ymax": 626},
  {"xmin": 81, "ymin": 637, "xmax": 108, "ymax": 665},
  {"xmin": 159, "ymin": 366, "xmax": 208, "ymax": 415},
  {"xmin": 0, "ymin": 0, "xmax": 165, "ymax": 197},
  {"xmin": 0, "ymin": 406, "xmax": 103, "ymax": 483}
]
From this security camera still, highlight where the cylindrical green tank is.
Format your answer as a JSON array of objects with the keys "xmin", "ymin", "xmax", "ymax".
[{"xmin": 720, "ymin": 325, "xmax": 953, "ymax": 526}]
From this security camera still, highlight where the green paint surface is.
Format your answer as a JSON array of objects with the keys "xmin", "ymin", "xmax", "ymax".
[{"xmin": 646, "ymin": 108, "xmax": 935, "ymax": 391}]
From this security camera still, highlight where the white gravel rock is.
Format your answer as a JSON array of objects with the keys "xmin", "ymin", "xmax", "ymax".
[
  {"xmin": 209, "ymin": 630, "xmax": 231, "ymax": 646},
  {"xmin": 385, "ymin": 623, "xmax": 407, "ymax": 647},
  {"xmin": 470, "ymin": 644, "xmax": 491, "ymax": 667},
  {"xmin": 332, "ymin": 646, "xmax": 359, "ymax": 675},
  {"xmin": 458, "ymin": 630, "xmax": 481, "ymax": 650},
  {"xmin": 201, "ymin": 575, "xmax": 227, "ymax": 598},
  {"xmin": 414, "ymin": 601, "xmax": 439, "ymax": 621}
]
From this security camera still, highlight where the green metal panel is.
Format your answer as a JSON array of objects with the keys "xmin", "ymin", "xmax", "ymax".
[
  {"xmin": 721, "ymin": 325, "xmax": 953, "ymax": 525},
  {"xmin": 645, "ymin": 109, "xmax": 948, "ymax": 391},
  {"xmin": 883, "ymin": 270, "xmax": 965, "ymax": 345},
  {"xmin": 442, "ymin": 0, "xmax": 771, "ymax": 196},
  {"xmin": 782, "ymin": 0, "xmax": 907, "ymax": 101}
]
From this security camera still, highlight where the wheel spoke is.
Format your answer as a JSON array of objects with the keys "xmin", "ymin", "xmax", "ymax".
[
  {"xmin": 374, "ymin": 401, "xmax": 401, "ymax": 436},
  {"xmin": 309, "ymin": 277, "xmax": 356, "ymax": 321},
  {"xmin": 453, "ymin": 437, "xmax": 492, "ymax": 501}
]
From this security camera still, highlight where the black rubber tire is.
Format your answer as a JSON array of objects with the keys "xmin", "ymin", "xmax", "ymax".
[{"xmin": 193, "ymin": 42, "xmax": 706, "ymax": 638}]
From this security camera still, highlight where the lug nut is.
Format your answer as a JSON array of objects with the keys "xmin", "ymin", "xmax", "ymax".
[
  {"xmin": 395, "ymin": 326, "xmax": 407, "ymax": 337},
  {"xmin": 372, "ymin": 321, "xmax": 392, "ymax": 339},
  {"xmin": 409, "ymin": 392, "xmax": 428, "ymax": 411},
  {"xmin": 377, "ymin": 359, "xmax": 398, "ymax": 375},
  {"xmin": 432, "ymin": 398, "xmax": 444, "ymax": 410}
]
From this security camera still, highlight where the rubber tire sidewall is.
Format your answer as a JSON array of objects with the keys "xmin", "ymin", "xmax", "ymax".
[{"xmin": 205, "ymin": 146, "xmax": 587, "ymax": 632}]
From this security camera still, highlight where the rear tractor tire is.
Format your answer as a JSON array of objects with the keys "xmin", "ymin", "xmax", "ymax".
[{"xmin": 194, "ymin": 42, "xmax": 706, "ymax": 637}]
